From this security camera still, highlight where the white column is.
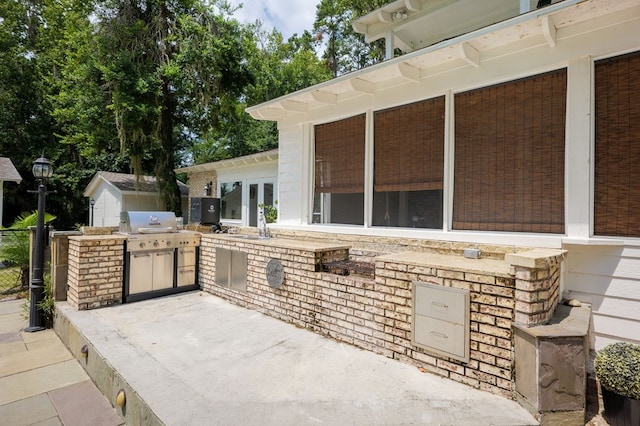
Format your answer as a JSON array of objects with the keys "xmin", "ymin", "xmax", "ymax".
[
  {"xmin": 385, "ymin": 31, "xmax": 394, "ymax": 60},
  {"xmin": 565, "ymin": 56, "xmax": 592, "ymax": 239}
]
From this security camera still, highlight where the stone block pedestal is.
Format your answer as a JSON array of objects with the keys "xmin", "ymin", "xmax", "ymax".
[{"xmin": 514, "ymin": 304, "xmax": 591, "ymax": 425}]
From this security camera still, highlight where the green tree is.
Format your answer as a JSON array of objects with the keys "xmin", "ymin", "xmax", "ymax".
[
  {"xmin": 314, "ymin": 0, "xmax": 388, "ymax": 76},
  {"xmin": 0, "ymin": 1, "xmax": 59, "ymax": 223},
  {"xmin": 192, "ymin": 25, "xmax": 331, "ymax": 163},
  {"xmin": 92, "ymin": 0, "xmax": 254, "ymax": 215}
]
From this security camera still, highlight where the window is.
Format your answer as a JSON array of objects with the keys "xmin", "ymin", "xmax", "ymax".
[
  {"xmin": 313, "ymin": 114, "xmax": 366, "ymax": 225},
  {"xmin": 220, "ymin": 181, "xmax": 242, "ymax": 220},
  {"xmin": 373, "ymin": 97, "xmax": 445, "ymax": 228},
  {"xmin": 453, "ymin": 69, "xmax": 567, "ymax": 233},
  {"xmin": 594, "ymin": 51, "xmax": 640, "ymax": 237},
  {"xmin": 249, "ymin": 181, "xmax": 276, "ymax": 227}
]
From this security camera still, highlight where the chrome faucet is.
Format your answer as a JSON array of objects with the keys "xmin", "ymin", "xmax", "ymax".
[{"xmin": 259, "ymin": 212, "xmax": 270, "ymax": 238}]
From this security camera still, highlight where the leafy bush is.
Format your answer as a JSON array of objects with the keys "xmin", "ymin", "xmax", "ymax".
[
  {"xmin": 258, "ymin": 201, "xmax": 278, "ymax": 223},
  {"xmin": 594, "ymin": 342, "xmax": 640, "ymax": 400},
  {"xmin": 0, "ymin": 211, "xmax": 56, "ymax": 290}
]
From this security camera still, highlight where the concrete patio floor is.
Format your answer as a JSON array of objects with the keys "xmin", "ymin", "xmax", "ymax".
[{"xmin": 54, "ymin": 291, "xmax": 538, "ymax": 425}]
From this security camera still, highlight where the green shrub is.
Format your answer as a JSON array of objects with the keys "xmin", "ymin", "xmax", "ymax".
[
  {"xmin": 594, "ymin": 342, "xmax": 640, "ymax": 400},
  {"xmin": 0, "ymin": 211, "xmax": 56, "ymax": 291},
  {"xmin": 258, "ymin": 201, "xmax": 278, "ymax": 223}
]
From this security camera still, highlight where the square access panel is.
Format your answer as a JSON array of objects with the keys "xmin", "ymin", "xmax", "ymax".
[{"xmin": 412, "ymin": 281, "xmax": 470, "ymax": 363}]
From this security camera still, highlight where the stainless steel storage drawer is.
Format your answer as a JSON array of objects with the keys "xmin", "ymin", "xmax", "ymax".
[{"xmin": 412, "ymin": 281, "xmax": 470, "ymax": 362}]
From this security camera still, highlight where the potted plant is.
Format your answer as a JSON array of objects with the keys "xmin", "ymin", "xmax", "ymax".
[{"xmin": 594, "ymin": 342, "xmax": 640, "ymax": 426}]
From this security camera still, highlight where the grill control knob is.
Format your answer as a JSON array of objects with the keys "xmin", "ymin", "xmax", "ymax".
[
  {"xmin": 139, "ymin": 242, "xmax": 146, "ymax": 249},
  {"xmin": 153, "ymin": 240, "xmax": 159, "ymax": 248}
]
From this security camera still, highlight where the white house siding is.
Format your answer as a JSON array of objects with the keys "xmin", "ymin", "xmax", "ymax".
[
  {"xmin": 564, "ymin": 243, "xmax": 640, "ymax": 350},
  {"xmin": 277, "ymin": 126, "xmax": 306, "ymax": 225},
  {"xmin": 122, "ymin": 193, "xmax": 162, "ymax": 212},
  {"xmin": 94, "ymin": 185, "xmax": 121, "ymax": 226},
  {"xmin": 270, "ymin": 3, "xmax": 640, "ymax": 351}
]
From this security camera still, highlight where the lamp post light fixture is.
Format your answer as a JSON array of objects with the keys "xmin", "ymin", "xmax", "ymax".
[
  {"xmin": 90, "ymin": 198, "xmax": 95, "ymax": 226},
  {"xmin": 204, "ymin": 181, "xmax": 212, "ymax": 197},
  {"xmin": 26, "ymin": 154, "xmax": 53, "ymax": 332}
]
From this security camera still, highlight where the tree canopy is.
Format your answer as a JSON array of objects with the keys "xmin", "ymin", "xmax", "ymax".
[{"xmin": 0, "ymin": 0, "xmax": 386, "ymax": 229}]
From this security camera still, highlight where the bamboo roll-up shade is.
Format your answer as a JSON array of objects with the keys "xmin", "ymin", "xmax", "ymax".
[
  {"xmin": 374, "ymin": 96, "xmax": 445, "ymax": 192},
  {"xmin": 453, "ymin": 69, "xmax": 566, "ymax": 233},
  {"xmin": 594, "ymin": 51, "xmax": 640, "ymax": 238},
  {"xmin": 315, "ymin": 114, "xmax": 366, "ymax": 194}
]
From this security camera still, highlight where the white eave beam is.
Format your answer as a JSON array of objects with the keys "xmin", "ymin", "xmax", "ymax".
[
  {"xmin": 349, "ymin": 78, "xmax": 376, "ymax": 95},
  {"xmin": 378, "ymin": 11, "xmax": 393, "ymax": 23},
  {"xmin": 396, "ymin": 62, "xmax": 421, "ymax": 83},
  {"xmin": 281, "ymin": 100, "xmax": 308, "ymax": 112},
  {"xmin": 541, "ymin": 15, "xmax": 557, "ymax": 47},
  {"xmin": 256, "ymin": 108, "xmax": 287, "ymax": 119},
  {"xmin": 394, "ymin": 33, "xmax": 413, "ymax": 53},
  {"xmin": 311, "ymin": 90, "xmax": 338, "ymax": 105},
  {"xmin": 457, "ymin": 42, "xmax": 480, "ymax": 68},
  {"xmin": 405, "ymin": 0, "xmax": 421, "ymax": 12}
]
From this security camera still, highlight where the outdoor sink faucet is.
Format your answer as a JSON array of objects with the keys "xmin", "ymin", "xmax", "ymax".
[{"xmin": 259, "ymin": 212, "xmax": 270, "ymax": 238}]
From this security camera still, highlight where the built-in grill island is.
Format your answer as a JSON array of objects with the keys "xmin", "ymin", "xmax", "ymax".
[{"xmin": 119, "ymin": 211, "xmax": 200, "ymax": 303}]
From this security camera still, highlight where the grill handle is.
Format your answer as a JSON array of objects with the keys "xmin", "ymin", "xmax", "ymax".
[{"xmin": 138, "ymin": 227, "xmax": 174, "ymax": 234}]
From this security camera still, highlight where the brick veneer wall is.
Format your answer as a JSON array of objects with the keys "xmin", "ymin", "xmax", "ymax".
[
  {"xmin": 67, "ymin": 235, "xmax": 125, "ymax": 310},
  {"xmin": 506, "ymin": 250, "xmax": 565, "ymax": 327},
  {"xmin": 199, "ymin": 233, "xmax": 566, "ymax": 399}
]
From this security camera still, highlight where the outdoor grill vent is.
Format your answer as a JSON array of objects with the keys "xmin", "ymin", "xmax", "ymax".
[{"xmin": 412, "ymin": 281, "xmax": 470, "ymax": 363}]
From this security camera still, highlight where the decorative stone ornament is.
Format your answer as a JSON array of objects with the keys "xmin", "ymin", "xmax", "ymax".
[{"xmin": 265, "ymin": 259, "xmax": 284, "ymax": 289}]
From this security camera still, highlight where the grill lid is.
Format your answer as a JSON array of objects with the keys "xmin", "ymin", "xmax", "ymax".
[{"xmin": 119, "ymin": 211, "xmax": 178, "ymax": 234}]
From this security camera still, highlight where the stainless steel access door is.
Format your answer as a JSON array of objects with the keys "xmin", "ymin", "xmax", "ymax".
[
  {"xmin": 129, "ymin": 249, "xmax": 174, "ymax": 294},
  {"xmin": 129, "ymin": 252, "xmax": 154, "ymax": 294},
  {"xmin": 176, "ymin": 247, "xmax": 196, "ymax": 287}
]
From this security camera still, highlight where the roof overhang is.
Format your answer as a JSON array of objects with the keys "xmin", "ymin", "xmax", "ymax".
[
  {"xmin": 176, "ymin": 149, "xmax": 279, "ymax": 174},
  {"xmin": 0, "ymin": 158, "xmax": 22, "ymax": 184},
  {"xmin": 246, "ymin": 0, "xmax": 637, "ymax": 121}
]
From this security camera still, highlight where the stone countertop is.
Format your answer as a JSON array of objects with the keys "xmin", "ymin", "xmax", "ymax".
[
  {"xmin": 68, "ymin": 234, "xmax": 127, "ymax": 241},
  {"xmin": 514, "ymin": 304, "xmax": 591, "ymax": 338},
  {"xmin": 376, "ymin": 251, "xmax": 514, "ymax": 277},
  {"xmin": 202, "ymin": 233, "xmax": 351, "ymax": 252}
]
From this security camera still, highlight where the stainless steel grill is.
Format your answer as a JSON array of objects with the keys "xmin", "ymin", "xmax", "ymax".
[{"xmin": 119, "ymin": 211, "xmax": 200, "ymax": 303}]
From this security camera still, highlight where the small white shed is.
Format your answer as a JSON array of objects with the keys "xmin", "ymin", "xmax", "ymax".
[
  {"xmin": 0, "ymin": 157, "xmax": 22, "ymax": 227},
  {"xmin": 83, "ymin": 172, "xmax": 189, "ymax": 226}
]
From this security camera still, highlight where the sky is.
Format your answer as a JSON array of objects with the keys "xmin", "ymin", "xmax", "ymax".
[{"xmin": 227, "ymin": 0, "xmax": 319, "ymax": 39}]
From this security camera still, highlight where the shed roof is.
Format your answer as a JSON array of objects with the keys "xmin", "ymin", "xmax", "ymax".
[
  {"xmin": 0, "ymin": 158, "xmax": 22, "ymax": 183},
  {"xmin": 83, "ymin": 171, "xmax": 189, "ymax": 197}
]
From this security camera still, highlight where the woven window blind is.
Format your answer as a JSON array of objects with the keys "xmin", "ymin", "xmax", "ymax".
[
  {"xmin": 594, "ymin": 51, "xmax": 640, "ymax": 237},
  {"xmin": 453, "ymin": 69, "xmax": 566, "ymax": 233},
  {"xmin": 374, "ymin": 96, "xmax": 445, "ymax": 192},
  {"xmin": 315, "ymin": 114, "xmax": 366, "ymax": 194}
]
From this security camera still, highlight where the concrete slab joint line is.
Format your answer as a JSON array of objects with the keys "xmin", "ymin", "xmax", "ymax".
[
  {"xmin": 51, "ymin": 293, "xmax": 538, "ymax": 426},
  {"xmin": 0, "ymin": 299, "xmax": 124, "ymax": 426}
]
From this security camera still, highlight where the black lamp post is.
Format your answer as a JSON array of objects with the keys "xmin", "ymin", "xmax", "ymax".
[
  {"xmin": 90, "ymin": 198, "xmax": 95, "ymax": 226},
  {"xmin": 26, "ymin": 154, "xmax": 53, "ymax": 332}
]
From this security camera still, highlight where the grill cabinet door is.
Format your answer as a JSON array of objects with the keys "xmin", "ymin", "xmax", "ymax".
[
  {"xmin": 153, "ymin": 250, "xmax": 175, "ymax": 290},
  {"xmin": 129, "ymin": 252, "xmax": 153, "ymax": 294}
]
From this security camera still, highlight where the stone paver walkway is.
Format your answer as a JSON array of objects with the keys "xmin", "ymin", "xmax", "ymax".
[{"xmin": 0, "ymin": 299, "xmax": 123, "ymax": 426}]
